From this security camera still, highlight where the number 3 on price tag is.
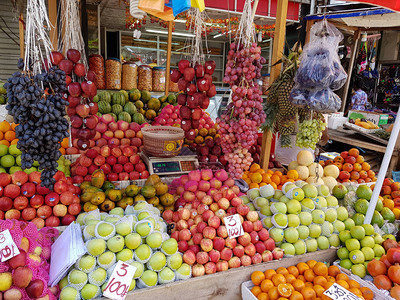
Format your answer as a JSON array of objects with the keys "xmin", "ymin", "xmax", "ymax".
[
  {"xmin": 0, "ymin": 229, "xmax": 19, "ymax": 262},
  {"xmin": 224, "ymin": 214, "xmax": 244, "ymax": 239},
  {"xmin": 323, "ymin": 282, "xmax": 362, "ymax": 300},
  {"xmin": 103, "ymin": 260, "xmax": 136, "ymax": 300}
]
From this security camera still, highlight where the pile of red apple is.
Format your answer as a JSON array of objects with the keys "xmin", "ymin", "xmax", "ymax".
[
  {"xmin": 0, "ymin": 171, "xmax": 81, "ymax": 227},
  {"xmin": 162, "ymin": 169, "xmax": 280, "ymax": 276},
  {"xmin": 153, "ymin": 104, "xmax": 181, "ymax": 127},
  {"xmin": 70, "ymin": 145, "xmax": 148, "ymax": 183},
  {"xmin": 50, "ymin": 49, "xmax": 99, "ymax": 154},
  {"xmin": 0, "ymin": 219, "xmax": 60, "ymax": 299},
  {"xmin": 92, "ymin": 114, "xmax": 144, "ymax": 151},
  {"xmin": 171, "ymin": 60, "xmax": 216, "ymax": 142}
]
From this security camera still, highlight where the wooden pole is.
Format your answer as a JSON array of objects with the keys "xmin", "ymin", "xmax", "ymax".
[
  {"xmin": 18, "ymin": 13, "xmax": 24, "ymax": 58},
  {"xmin": 260, "ymin": 0, "xmax": 289, "ymax": 170},
  {"xmin": 305, "ymin": 19, "xmax": 315, "ymax": 45},
  {"xmin": 340, "ymin": 29, "xmax": 361, "ymax": 112},
  {"xmin": 165, "ymin": 21, "xmax": 173, "ymax": 97},
  {"xmin": 48, "ymin": 0, "xmax": 58, "ymax": 50}
]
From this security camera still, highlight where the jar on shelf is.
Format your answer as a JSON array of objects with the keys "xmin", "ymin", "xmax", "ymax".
[
  {"xmin": 122, "ymin": 62, "xmax": 138, "ymax": 90},
  {"xmin": 88, "ymin": 54, "xmax": 105, "ymax": 89},
  {"xmin": 106, "ymin": 58, "xmax": 122, "ymax": 90},
  {"xmin": 169, "ymin": 79, "xmax": 179, "ymax": 92},
  {"xmin": 152, "ymin": 67, "xmax": 166, "ymax": 92},
  {"xmin": 138, "ymin": 65, "xmax": 152, "ymax": 91}
]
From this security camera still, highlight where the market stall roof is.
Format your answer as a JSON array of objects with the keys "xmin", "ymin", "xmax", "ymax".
[
  {"xmin": 305, "ymin": 7, "xmax": 400, "ymax": 29},
  {"xmin": 347, "ymin": 0, "xmax": 400, "ymax": 12}
]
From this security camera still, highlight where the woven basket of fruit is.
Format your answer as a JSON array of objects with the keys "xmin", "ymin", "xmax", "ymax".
[{"xmin": 142, "ymin": 126, "xmax": 184, "ymax": 157}]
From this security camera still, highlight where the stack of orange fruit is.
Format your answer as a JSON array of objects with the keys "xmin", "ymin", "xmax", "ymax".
[
  {"xmin": 250, "ymin": 260, "xmax": 373, "ymax": 300},
  {"xmin": 320, "ymin": 148, "xmax": 376, "ymax": 184},
  {"xmin": 0, "ymin": 120, "xmax": 18, "ymax": 146},
  {"xmin": 0, "ymin": 120, "xmax": 70, "ymax": 155},
  {"xmin": 373, "ymin": 178, "xmax": 400, "ymax": 220},
  {"xmin": 243, "ymin": 163, "xmax": 300, "ymax": 190}
]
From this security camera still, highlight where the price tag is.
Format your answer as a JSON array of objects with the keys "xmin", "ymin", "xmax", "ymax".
[
  {"xmin": 103, "ymin": 260, "xmax": 136, "ymax": 300},
  {"xmin": 323, "ymin": 283, "xmax": 362, "ymax": 300},
  {"xmin": 0, "ymin": 229, "xmax": 20, "ymax": 262},
  {"xmin": 224, "ymin": 214, "xmax": 244, "ymax": 239}
]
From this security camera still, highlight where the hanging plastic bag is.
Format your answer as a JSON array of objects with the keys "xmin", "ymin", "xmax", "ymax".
[
  {"xmin": 289, "ymin": 20, "xmax": 347, "ymax": 113},
  {"xmin": 138, "ymin": 0, "xmax": 164, "ymax": 12},
  {"xmin": 165, "ymin": 0, "xmax": 191, "ymax": 16},
  {"xmin": 191, "ymin": 0, "xmax": 205, "ymax": 11},
  {"xmin": 138, "ymin": 0, "xmax": 175, "ymax": 20}
]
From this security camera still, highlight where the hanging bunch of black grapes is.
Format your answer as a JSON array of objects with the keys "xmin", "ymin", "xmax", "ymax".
[{"xmin": 4, "ymin": 58, "xmax": 69, "ymax": 189}]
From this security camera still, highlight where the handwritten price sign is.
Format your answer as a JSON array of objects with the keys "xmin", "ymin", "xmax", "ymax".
[
  {"xmin": 323, "ymin": 283, "xmax": 362, "ymax": 300},
  {"xmin": 224, "ymin": 214, "xmax": 244, "ymax": 239},
  {"xmin": 103, "ymin": 260, "xmax": 136, "ymax": 300},
  {"xmin": 0, "ymin": 229, "xmax": 19, "ymax": 262}
]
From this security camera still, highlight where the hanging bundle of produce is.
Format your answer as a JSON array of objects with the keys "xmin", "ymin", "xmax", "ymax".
[
  {"xmin": 289, "ymin": 20, "xmax": 347, "ymax": 112},
  {"xmin": 217, "ymin": 0, "xmax": 266, "ymax": 178},
  {"xmin": 170, "ymin": 8, "xmax": 221, "ymax": 163},
  {"xmin": 262, "ymin": 45, "xmax": 303, "ymax": 147},
  {"xmin": 4, "ymin": 0, "xmax": 69, "ymax": 189},
  {"xmin": 58, "ymin": 0, "xmax": 99, "ymax": 152}
]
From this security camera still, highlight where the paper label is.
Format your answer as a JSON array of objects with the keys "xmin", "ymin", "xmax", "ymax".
[
  {"xmin": 160, "ymin": 77, "xmax": 165, "ymax": 83},
  {"xmin": 0, "ymin": 229, "xmax": 20, "ymax": 262},
  {"xmin": 224, "ymin": 214, "xmax": 244, "ymax": 239},
  {"xmin": 103, "ymin": 260, "xmax": 136, "ymax": 300},
  {"xmin": 323, "ymin": 282, "xmax": 361, "ymax": 300}
]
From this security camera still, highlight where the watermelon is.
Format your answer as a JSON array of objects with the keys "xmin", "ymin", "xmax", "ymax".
[
  {"xmin": 112, "ymin": 92, "xmax": 126, "ymax": 106},
  {"xmin": 99, "ymin": 91, "xmax": 111, "ymax": 103},
  {"xmin": 118, "ymin": 112, "xmax": 132, "ymax": 123},
  {"xmin": 98, "ymin": 101, "xmax": 112, "ymax": 113},
  {"xmin": 141, "ymin": 90, "xmax": 151, "ymax": 103},
  {"xmin": 96, "ymin": 112, "xmax": 102, "ymax": 118},
  {"xmin": 129, "ymin": 88, "xmax": 141, "ymax": 101},
  {"xmin": 120, "ymin": 90, "xmax": 129, "ymax": 102},
  {"xmin": 109, "ymin": 113, "xmax": 118, "ymax": 121},
  {"xmin": 112, "ymin": 104, "xmax": 123, "ymax": 115},
  {"xmin": 124, "ymin": 102, "xmax": 137, "ymax": 115},
  {"xmin": 167, "ymin": 94, "xmax": 177, "ymax": 104},
  {"xmin": 132, "ymin": 112, "xmax": 145, "ymax": 125},
  {"xmin": 92, "ymin": 94, "xmax": 99, "ymax": 103}
]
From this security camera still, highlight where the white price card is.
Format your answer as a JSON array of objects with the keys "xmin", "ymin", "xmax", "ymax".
[
  {"xmin": 323, "ymin": 282, "xmax": 362, "ymax": 300},
  {"xmin": 224, "ymin": 214, "xmax": 244, "ymax": 239},
  {"xmin": 0, "ymin": 229, "xmax": 20, "ymax": 262},
  {"xmin": 103, "ymin": 260, "xmax": 137, "ymax": 300}
]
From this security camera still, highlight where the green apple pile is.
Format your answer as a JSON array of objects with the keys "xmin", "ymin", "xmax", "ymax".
[
  {"xmin": 59, "ymin": 202, "xmax": 190, "ymax": 300},
  {"xmin": 342, "ymin": 184, "xmax": 396, "ymax": 233},
  {"xmin": 0, "ymin": 144, "xmax": 70, "ymax": 175},
  {"xmin": 242, "ymin": 181, "xmax": 354, "ymax": 256},
  {"xmin": 337, "ymin": 223, "xmax": 385, "ymax": 278}
]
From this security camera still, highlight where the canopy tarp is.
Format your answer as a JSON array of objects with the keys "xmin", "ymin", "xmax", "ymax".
[{"xmin": 347, "ymin": 0, "xmax": 400, "ymax": 12}]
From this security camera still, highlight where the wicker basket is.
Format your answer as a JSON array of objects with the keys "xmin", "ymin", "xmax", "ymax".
[{"xmin": 141, "ymin": 126, "xmax": 184, "ymax": 157}]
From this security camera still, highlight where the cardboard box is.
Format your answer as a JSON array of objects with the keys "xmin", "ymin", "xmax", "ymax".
[{"xmin": 349, "ymin": 110, "xmax": 389, "ymax": 125}]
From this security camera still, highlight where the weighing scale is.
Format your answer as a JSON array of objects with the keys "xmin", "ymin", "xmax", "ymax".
[{"xmin": 140, "ymin": 148, "xmax": 199, "ymax": 176}]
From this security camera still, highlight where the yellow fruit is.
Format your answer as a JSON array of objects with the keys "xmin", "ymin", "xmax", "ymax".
[
  {"xmin": 154, "ymin": 182, "xmax": 169, "ymax": 196},
  {"xmin": 108, "ymin": 189, "xmax": 122, "ymax": 202},
  {"xmin": 91, "ymin": 192, "xmax": 106, "ymax": 205},
  {"xmin": 100, "ymin": 199, "xmax": 115, "ymax": 211},
  {"xmin": 145, "ymin": 174, "xmax": 161, "ymax": 186},
  {"xmin": 0, "ymin": 272, "xmax": 12, "ymax": 291},
  {"xmin": 117, "ymin": 197, "xmax": 134, "ymax": 209},
  {"xmin": 250, "ymin": 173, "xmax": 263, "ymax": 184},
  {"xmin": 160, "ymin": 193, "xmax": 174, "ymax": 206},
  {"xmin": 147, "ymin": 197, "xmax": 160, "ymax": 206},
  {"xmin": 83, "ymin": 202, "xmax": 98, "ymax": 212}
]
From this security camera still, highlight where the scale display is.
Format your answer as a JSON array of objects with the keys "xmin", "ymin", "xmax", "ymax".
[{"xmin": 152, "ymin": 161, "xmax": 181, "ymax": 173}]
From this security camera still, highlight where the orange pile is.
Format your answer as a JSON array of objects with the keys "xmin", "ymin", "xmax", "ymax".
[
  {"xmin": 0, "ymin": 120, "xmax": 18, "ymax": 146},
  {"xmin": 377, "ymin": 178, "xmax": 400, "ymax": 219},
  {"xmin": 320, "ymin": 148, "xmax": 376, "ymax": 184},
  {"xmin": 243, "ymin": 163, "xmax": 300, "ymax": 190},
  {"xmin": 250, "ymin": 260, "xmax": 373, "ymax": 300}
]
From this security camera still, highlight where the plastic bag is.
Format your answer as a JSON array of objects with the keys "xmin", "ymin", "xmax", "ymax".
[
  {"xmin": 165, "ymin": 0, "xmax": 191, "ymax": 16},
  {"xmin": 191, "ymin": 0, "xmax": 205, "ymax": 11},
  {"xmin": 289, "ymin": 20, "xmax": 347, "ymax": 112},
  {"xmin": 138, "ymin": 0, "xmax": 175, "ymax": 20}
]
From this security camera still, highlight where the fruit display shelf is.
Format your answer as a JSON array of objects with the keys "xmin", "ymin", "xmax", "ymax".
[{"xmin": 114, "ymin": 249, "xmax": 337, "ymax": 300}]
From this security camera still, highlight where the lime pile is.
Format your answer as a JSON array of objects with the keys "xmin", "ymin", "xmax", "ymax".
[{"xmin": 242, "ymin": 181, "xmax": 351, "ymax": 256}]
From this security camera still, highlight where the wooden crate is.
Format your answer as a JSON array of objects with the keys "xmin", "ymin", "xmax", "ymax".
[{"xmin": 104, "ymin": 249, "xmax": 337, "ymax": 300}]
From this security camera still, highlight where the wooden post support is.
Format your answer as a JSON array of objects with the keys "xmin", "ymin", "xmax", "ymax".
[
  {"xmin": 340, "ymin": 29, "xmax": 361, "ymax": 112},
  {"xmin": 260, "ymin": 0, "xmax": 289, "ymax": 170},
  {"xmin": 305, "ymin": 19, "xmax": 315, "ymax": 45},
  {"xmin": 48, "ymin": 0, "xmax": 58, "ymax": 51},
  {"xmin": 18, "ymin": 13, "xmax": 24, "ymax": 59},
  {"xmin": 165, "ymin": 21, "xmax": 173, "ymax": 97}
]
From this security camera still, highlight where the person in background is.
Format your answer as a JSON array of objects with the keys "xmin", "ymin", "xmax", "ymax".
[{"xmin": 350, "ymin": 80, "xmax": 370, "ymax": 111}]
